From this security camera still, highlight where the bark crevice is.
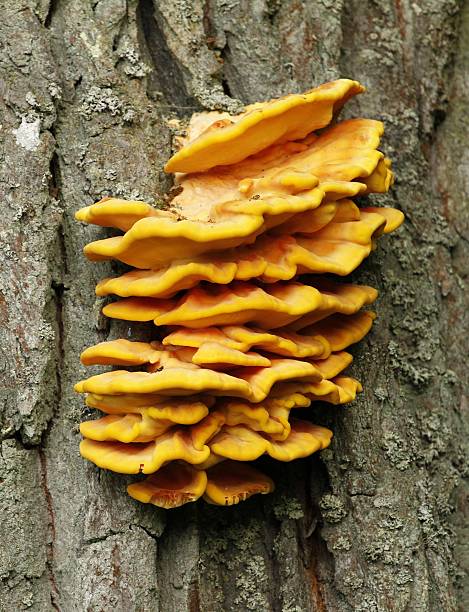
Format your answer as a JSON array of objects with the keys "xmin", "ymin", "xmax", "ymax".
[
  {"xmin": 39, "ymin": 448, "xmax": 60, "ymax": 611},
  {"xmin": 137, "ymin": 0, "xmax": 197, "ymax": 110}
]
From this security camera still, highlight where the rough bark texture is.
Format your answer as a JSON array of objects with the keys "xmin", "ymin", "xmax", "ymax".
[{"xmin": 0, "ymin": 1, "xmax": 467, "ymax": 610}]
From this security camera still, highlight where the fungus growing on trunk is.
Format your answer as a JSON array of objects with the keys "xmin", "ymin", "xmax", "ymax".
[
  {"xmin": 164, "ymin": 79, "xmax": 364, "ymax": 172},
  {"xmin": 203, "ymin": 461, "xmax": 274, "ymax": 506},
  {"xmin": 74, "ymin": 80, "xmax": 403, "ymax": 507},
  {"xmin": 75, "ymin": 353, "xmax": 350, "ymax": 403},
  {"xmin": 77, "ymin": 117, "xmax": 394, "ymax": 268},
  {"xmin": 101, "ymin": 280, "xmax": 378, "ymax": 329},
  {"xmin": 127, "ymin": 462, "xmax": 208, "ymax": 509},
  {"xmin": 93, "ymin": 207, "xmax": 403, "ymax": 299}
]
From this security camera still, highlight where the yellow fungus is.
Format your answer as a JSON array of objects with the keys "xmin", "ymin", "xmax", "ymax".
[
  {"xmin": 74, "ymin": 80, "xmax": 403, "ymax": 507},
  {"xmin": 164, "ymin": 311, "xmax": 374, "ymax": 359},
  {"xmin": 94, "ymin": 208, "xmax": 402, "ymax": 298},
  {"xmin": 78, "ymin": 118, "xmax": 391, "ymax": 268},
  {"xmin": 102, "ymin": 280, "xmax": 377, "ymax": 329},
  {"xmin": 165, "ymin": 79, "xmax": 364, "ymax": 172},
  {"xmin": 127, "ymin": 462, "xmax": 208, "ymax": 508},
  {"xmin": 204, "ymin": 461, "xmax": 274, "ymax": 506},
  {"xmin": 208, "ymin": 420, "xmax": 332, "ymax": 462}
]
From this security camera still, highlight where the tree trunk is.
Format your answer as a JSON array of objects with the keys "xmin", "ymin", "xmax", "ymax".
[{"xmin": 1, "ymin": 1, "xmax": 467, "ymax": 610}]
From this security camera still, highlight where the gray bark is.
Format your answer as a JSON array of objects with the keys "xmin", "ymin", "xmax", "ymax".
[{"xmin": 0, "ymin": 0, "xmax": 467, "ymax": 610}]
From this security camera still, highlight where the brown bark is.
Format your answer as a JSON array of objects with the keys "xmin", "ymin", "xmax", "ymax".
[{"xmin": 0, "ymin": 1, "xmax": 467, "ymax": 610}]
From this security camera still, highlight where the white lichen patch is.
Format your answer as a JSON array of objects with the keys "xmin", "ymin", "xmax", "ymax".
[
  {"xmin": 48, "ymin": 82, "xmax": 62, "ymax": 99},
  {"xmin": 80, "ymin": 86, "xmax": 123, "ymax": 118},
  {"xmin": 79, "ymin": 86, "xmax": 135, "ymax": 123},
  {"xmin": 118, "ymin": 43, "xmax": 151, "ymax": 78},
  {"xmin": 12, "ymin": 117, "xmax": 41, "ymax": 151},
  {"xmin": 25, "ymin": 92, "xmax": 39, "ymax": 107}
]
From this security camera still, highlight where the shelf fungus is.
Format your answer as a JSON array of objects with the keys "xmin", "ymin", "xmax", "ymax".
[
  {"xmin": 77, "ymin": 117, "xmax": 394, "ymax": 268},
  {"xmin": 165, "ymin": 79, "xmax": 364, "ymax": 172},
  {"xmin": 75, "ymin": 351, "xmax": 355, "ymax": 403},
  {"xmin": 101, "ymin": 280, "xmax": 378, "ymax": 329},
  {"xmin": 94, "ymin": 207, "xmax": 403, "ymax": 298},
  {"xmin": 74, "ymin": 80, "xmax": 403, "ymax": 507}
]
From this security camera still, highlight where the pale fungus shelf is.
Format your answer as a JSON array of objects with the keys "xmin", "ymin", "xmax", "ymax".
[{"xmin": 75, "ymin": 79, "xmax": 403, "ymax": 508}]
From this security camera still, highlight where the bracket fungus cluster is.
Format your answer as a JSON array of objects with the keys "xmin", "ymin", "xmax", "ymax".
[{"xmin": 75, "ymin": 79, "xmax": 403, "ymax": 508}]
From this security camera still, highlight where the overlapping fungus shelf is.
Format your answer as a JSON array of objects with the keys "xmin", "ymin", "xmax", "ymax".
[{"xmin": 75, "ymin": 79, "xmax": 403, "ymax": 508}]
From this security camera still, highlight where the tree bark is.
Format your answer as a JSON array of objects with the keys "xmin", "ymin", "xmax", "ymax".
[{"xmin": 1, "ymin": 1, "xmax": 467, "ymax": 610}]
